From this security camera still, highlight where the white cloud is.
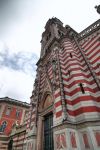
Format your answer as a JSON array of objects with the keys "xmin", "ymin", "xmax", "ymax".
[{"xmin": 0, "ymin": 67, "xmax": 35, "ymax": 102}]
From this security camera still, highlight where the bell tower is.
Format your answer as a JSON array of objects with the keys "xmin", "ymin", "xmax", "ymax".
[
  {"xmin": 40, "ymin": 17, "xmax": 65, "ymax": 58},
  {"xmin": 26, "ymin": 17, "xmax": 100, "ymax": 150}
]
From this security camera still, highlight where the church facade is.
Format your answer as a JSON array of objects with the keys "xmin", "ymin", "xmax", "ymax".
[{"xmin": 25, "ymin": 18, "xmax": 100, "ymax": 150}]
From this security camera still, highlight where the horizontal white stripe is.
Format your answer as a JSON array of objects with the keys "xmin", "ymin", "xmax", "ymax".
[
  {"xmin": 70, "ymin": 64, "xmax": 83, "ymax": 69},
  {"xmin": 15, "ymin": 147, "xmax": 23, "ymax": 150},
  {"xmin": 86, "ymin": 45, "xmax": 100, "ymax": 58},
  {"xmin": 63, "ymin": 75, "xmax": 94, "ymax": 85},
  {"xmin": 85, "ymin": 41, "xmax": 99, "ymax": 54},
  {"xmin": 66, "ymin": 70, "xmax": 85, "ymax": 75},
  {"xmin": 54, "ymin": 92, "xmax": 100, "ymax": 104},
  {"xmin": 63, "ymin": 41, "xmax": 73, "ymax": 44},
  {"xmin": 60, "ymin": 59, "xmax": 82, "ymax": 66},
  {"xmin": 67, "ymin": 101, "xmax": 100, "ymax": 111},
  {"xmin": 68, "ymin": 112, "xmax": 100, "ymax": 122},
  {"xmin": 16, "ymin": 141, "xmax": 24, "ymax": 145},
  {"xmin": 55, "ymin": 88, "xmax": 61, "ymax": 94},
  {"xmin": 89, "ymin": 54, "xmax": 100, "ymax": 63},
  {"xmin": 63, "ymin": 48, "xmax": 74, "ymax": 51},
  {"xmin": 64, "ymin": 82, "xmax": 97, "ymax": 92},
  {"xmin": 82, "ymin": 36, "xmax": 98, "ymax": 48},
  {"xmin": 66, "ymin": 91, "xmax": 100, "ymax": 99},
  {"xmin": 63, "ymin": 42, "xmax": 73, "ymax": 45},
  {"xmin": 80, "ymin": 33, "xmax": 96, "ymax": 45},
  {"xmin": 18, "ymin": 136, "xmax": 25, "ymax": 140},
  {"xmin": 61, "ymin": 62, "xmax": 90, "ymax": 72},
  {"xmin": 54, "ymin": 96, "xmax": 61, "ymax": 103},
  {"xmin": 56, "ymin": 105, "xmax": 62, "ymax": 112}
]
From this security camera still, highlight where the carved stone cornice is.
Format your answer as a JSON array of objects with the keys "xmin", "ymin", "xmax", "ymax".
[{"xmin": 79, "ymin": 19, "xmax": 100, "ymax": 40}]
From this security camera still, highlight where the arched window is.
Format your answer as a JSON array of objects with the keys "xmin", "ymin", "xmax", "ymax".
[
  {"xmin": 16, "ymin": 109, "xmax": 21, "ymax": 118},
  {"xmin": 6, "ymin": 107, "xmax": 11, "ymax": 116},
  {"xmin": 0, "ymin": 121, "xmax": 7, "ymax": 132}
]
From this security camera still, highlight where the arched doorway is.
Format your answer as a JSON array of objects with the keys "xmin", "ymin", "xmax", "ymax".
[
  {"xmin": 37, "ymin": 93, "xmax": 54, "ymax": 150},
  {"xmin": 44, "ymin": 113, "xmax": 54, "ymax": 150},
  {"xmin": 43, "ymin": 95, "xmax": 54, "ymax": 150}
]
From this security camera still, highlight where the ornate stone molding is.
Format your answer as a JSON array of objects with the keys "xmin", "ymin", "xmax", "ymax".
[{"xmin": 79, "ymin": 19, "xmax": 100, "ymax": 39}]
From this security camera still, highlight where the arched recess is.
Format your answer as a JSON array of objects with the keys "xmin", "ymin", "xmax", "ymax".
[
  {"xmin": 39, "ymin": 91, "xmax": 53, "ymax": 112},
  {"xmin": 43, "ymin": 94, "xmax": 52, "ymax": 109},
  {"xmin": 37, "ymin": 91, "xmax": 54, "ymax": 150}
]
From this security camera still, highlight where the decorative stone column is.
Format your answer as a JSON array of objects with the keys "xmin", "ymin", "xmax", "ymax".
[{"xmin": 36, "ymin": 115, "xmax": 44, "ymax": 150}]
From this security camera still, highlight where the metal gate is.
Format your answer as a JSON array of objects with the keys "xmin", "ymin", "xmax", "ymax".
[{"xmin": 44, "ymin": 113, "xmax": 54, "ymax": 150}]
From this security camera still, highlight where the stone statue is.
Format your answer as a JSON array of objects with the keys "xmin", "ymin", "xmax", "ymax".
[
  {"xmin": 95, "ymin": 5, "xmax": 100, "ymax": 14},
  {"xmin": 0, "ymin": 121, "xmax": 7, "ymax": 132}
]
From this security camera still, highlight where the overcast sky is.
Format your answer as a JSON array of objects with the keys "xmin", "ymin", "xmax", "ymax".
[{"xmin": 0, "ymin": 0, "xmax": 99, "ymax": 103}]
